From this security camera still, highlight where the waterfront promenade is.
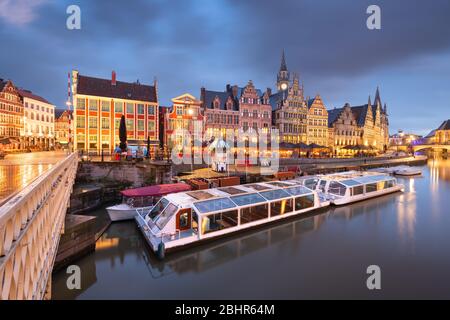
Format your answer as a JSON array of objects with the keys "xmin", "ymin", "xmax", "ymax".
[
  {"xmin": 0, "ymin": 151, "xmax": 68, "ymax": 206},
  {"xmin": 177, "ymin": 155, "xmax": 428, "ymax": 180}
]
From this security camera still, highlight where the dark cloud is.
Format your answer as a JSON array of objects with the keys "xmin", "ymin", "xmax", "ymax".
[{"xmin": 0, "ymin": 0, "xmax": 449, "ymax": 132}]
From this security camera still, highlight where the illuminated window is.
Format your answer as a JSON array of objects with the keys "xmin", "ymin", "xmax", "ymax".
[
  {"xmin": 126, "ymin": 119, "xmax": 134, "ymax": 130},
  {"xmin": 89, "ymin": 117, "xmax": 98, "ymax": 128},
  {"xmin": 76, "ymin": 116, "xmax": 85, "ymax": 128},
  {"xmin": 148, "ymin": 121, "xmax": 155, "ymax": 131},
  {"xmin": 114, "ymin": 101, "xmax": 123, "ymax": 113},
  {"xmin": 101, "ymin": 118, "xmax": 110, "ymax": 129},
  {"xmin": 77, "ymin": 98, "xmax": 86, "ymax": 110},
  {"xmin": 137, "ymin": 104, "xmax": 145, "ymax": 115},
  {"xmin": 137, "ymin": 119, "xmax": 145, "ymax": 131},
  {"xmin": 89, "ymin": 99, "xmax": 98, "ymax": 111},
  {"xmin": 126, "ymin": 103, "xmax": 134, "ymax": 114},
  {"xmin": 101, "ymin": 101, "xmax": 110, "ymax": 112}
]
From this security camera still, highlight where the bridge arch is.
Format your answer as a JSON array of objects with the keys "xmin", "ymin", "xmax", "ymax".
[{"xmin": 413, "ymin": 144, "xmax": 450, "ymax": 152}]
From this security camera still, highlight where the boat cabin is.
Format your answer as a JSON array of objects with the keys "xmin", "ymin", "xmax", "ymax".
[
  {"xmin": 120, "ymin": 183, "xmax": 192, "ymax": 208},
  {"xmin": 137, "ymin": 179, "xmax": 322, "ymax": 255},
  {"xmin": 312, "ymin": 171, "xmax": 401, "ymax": 204}
]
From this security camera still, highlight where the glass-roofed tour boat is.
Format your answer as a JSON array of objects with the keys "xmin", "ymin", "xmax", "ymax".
[
  {"xmin": 135, "ymin": 179, "xmax": 329, "ymax": 258},
  {"xmin": 308, "ymin": 171, "xmax": 404, "ymax": 206}
]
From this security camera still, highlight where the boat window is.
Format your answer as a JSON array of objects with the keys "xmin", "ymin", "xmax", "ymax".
[
  {"xmin": 201, "ymin": 210, "xmax": 238, "ymax": 235},
  {"xmin": 365, "ymin": 183, "xmax": 378, "ymax": 193},
  {"xmin": 192, "ymin": 212, "xmax": 199, "ymax": 233},
  {"xmin": 304, "ymin": 178, "xmax": 319, "ymax": 190},
  {"xmin": 240, "ymin": 204, "xmax": 269, "ymax": 224},
  {"xmin": 385, "ymin": 180, "xmax": 395, "ymax": 188},
  {"xmin": 230, "ymin": 193, "xmax": 266, "ymax": 207},
  {"xmin": 295, "ymin": 194, "xmax": 315, "ymax": 211},
  {"xmin": 351, "ymin": 185, "xmax": 364, "ymax": 196},
  {"xmin": 194, "ymin": 198, "xmax": 236, "ymax": 214},
  {"xmin": 285, "ymin": 186, "xmax": 312, "ymax": 196},
  {"xmin": 148, "ymin": 198, "xmax": 169, "ymax": 220},
  {"xmin": 377, "ymin": 181, "xmax": 386, "ymax": 189},
  {"xmin": 328, "ymin": 181, "xmax": 347, "ymax": 196},
  {"xmin": 260, "ymin": 189, "xmax": 291, "ymax": 201},
  {"xmin": 155, "ymin": 203, "xmax": 178, "ymax": 229},
  {"xmin": 270, "ymin": 199, "xmax": 293, "ymax": 217},
  {"xmin": 318, "ymin": 180, "xmax": 327, "ymax": 192}
]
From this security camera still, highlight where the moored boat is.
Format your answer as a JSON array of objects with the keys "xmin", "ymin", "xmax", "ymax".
[
  {"xmin": 135, "ymin": 179, "xmax": 327, "ymax": 258},
  {"xmin": 312, "ymin": 171, "xmax": 404, "ymax": 205},
  {"xmin": 107, "ymin": 183, "xmax": 192, "ymax": 222},
  {"xmin": 393, "ymin": 166, "xmax": 422, "ymax": 176}
]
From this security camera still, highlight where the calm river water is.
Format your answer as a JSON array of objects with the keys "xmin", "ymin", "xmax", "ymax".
[{"xmin": 52, "ymin": 157, "xmax": 450, "ymax": 299}]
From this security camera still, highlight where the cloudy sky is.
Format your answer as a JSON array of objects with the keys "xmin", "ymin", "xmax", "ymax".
[{"xmin": 1, "ymin": 0, "xmax": 449, "ymax": 135}]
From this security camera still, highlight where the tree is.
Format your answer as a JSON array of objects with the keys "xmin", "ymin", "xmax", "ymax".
[{"xmin": 119, "ymin": 115, "xmax": 127, "ymax": 152}]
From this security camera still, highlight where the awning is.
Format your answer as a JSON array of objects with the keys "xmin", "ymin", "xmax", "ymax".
[
  {"xmin": 308, "ymin": 143, "xmax": 328, "ymax": 149},
  {"xmin": 120, "ymin": 183, "xmax": 192, "ymax": 197}
]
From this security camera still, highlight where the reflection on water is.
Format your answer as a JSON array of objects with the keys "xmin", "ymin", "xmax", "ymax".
[{"xmin": 52, "ymin": 157, "xmax": 450, "ymax": 299}]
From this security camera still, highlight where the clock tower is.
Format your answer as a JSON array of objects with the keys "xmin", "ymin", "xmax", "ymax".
[{"xmin": 277, "ymin": 50, "xmax": 290, "ymax": 92}]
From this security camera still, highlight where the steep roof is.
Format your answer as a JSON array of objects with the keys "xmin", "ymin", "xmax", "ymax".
[
  {"xmin": 76, "ymin": 74, "xmax": 157, "ymax": 102},
  {"xmin": 327, "ymin": 107, "xmax": 344, "ymax": 128},
  {"xmin": 18, "ymin": 89, "xmax": 52, "ymax": 105},
  {"xmin": 437, "ymin": 119, "xmax": 450, "ymax": 131},
  {"xmin": 55, "ymin": 109, "xmax": 72, "ymax": 118},
  {"xmin": 351, "ymin": 105, "xmax": 370, "ymax": 127},
  {"xmin": 202, "ymin": 89, "xmax": 238, "ymax": 111},
  {"xmin": 269, "ymin": 91, "xmax": 283, "ymax": 111},
  {"xmin": 201, "ymin": 85, "xmax": 266, "ymax": 111},
  {"xmin": 424, "ymin": 129, "xmax": 436, "ymax": 138}
]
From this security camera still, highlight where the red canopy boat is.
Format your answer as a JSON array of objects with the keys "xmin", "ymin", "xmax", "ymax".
[{"xmin": 120, "ymin": 183, "xmax": 192, "ymax": 198}]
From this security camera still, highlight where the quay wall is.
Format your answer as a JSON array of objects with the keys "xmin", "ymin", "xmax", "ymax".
[{"xmin": 279, "ymin": 155, "xmax": 428, "ymax": 175}]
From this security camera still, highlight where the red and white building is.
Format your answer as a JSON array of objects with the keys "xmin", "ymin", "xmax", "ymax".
[{"xmin": 71, "ymin": 70, "xmax": 159, "ymax": 154}]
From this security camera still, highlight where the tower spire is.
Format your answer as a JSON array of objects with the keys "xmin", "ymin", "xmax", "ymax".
[
  {"xmin": 374, "ymin": 86, "xmax": 381, "ymax": 106},
  {"xmin": 276, "ymin": 49, "xmax": 290, "ymax": 92},
  {"xmin": 280, "ymin": 49, "xmax": 288, "ymax": 71}
]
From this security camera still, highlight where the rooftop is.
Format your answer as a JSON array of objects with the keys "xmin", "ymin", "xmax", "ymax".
[
  {"xmin": 76, "ymin": 73, "xmax": 157, "ymax": 103},
  {"xmin": 163, "ymin": 179, "xmax": 315, "ymax": 215}
]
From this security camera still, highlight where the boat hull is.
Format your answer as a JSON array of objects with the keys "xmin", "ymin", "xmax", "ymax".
[
  {"xmin": 332, "ymin": 185, "xmax": 404, "ymax": 205},
  {"xmin": 107, "ymin": 204, "xmax": 153, "ymax": 222},
  {"xmin": 136, "ymin": 204, "xmax": 330, "ymax": 256},
  {"xmin": 394, "ymin": 170, "xmax": 422, "ymax": 176}
]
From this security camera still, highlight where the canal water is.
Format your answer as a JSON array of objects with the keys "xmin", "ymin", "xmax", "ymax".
[{"xmin": 52, "ymin": 157, "xmax": 450, "ymax": 299}]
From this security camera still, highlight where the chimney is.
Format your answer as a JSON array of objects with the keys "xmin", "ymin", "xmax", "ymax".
[
  {"xmin": 267, "ymin": 88, "xmax": 272, "ymax": 96},
  {"xmin": 112, "ymin": 71, "xmax": 116, "ymax": 86}
]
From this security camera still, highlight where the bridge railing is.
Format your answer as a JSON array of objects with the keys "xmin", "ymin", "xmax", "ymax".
[{"xmin": 0, "ymin": 152, "xmax": 78, "ymax": 300}]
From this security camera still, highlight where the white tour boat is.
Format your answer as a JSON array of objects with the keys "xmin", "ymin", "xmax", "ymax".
[
  {"xmin": 135, "ymin": 179, "xmax": 329, "ymax": 258},
  {"xmin": 392, "ymin": 166, "xmax": 422, "ymax": 176},
  {"xmin": 107, "ymin": 183, "xmax": 192, "ymax": 222},
  {"xmin": 313, "ymin": 171, "xmax": 404, "ymax": 205},
  {"xmin": 369, "ymin": 165, "xmax": 422, "ymax": 176}
]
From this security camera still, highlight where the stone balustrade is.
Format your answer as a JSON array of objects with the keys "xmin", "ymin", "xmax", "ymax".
[{"xmin": 0, "ymin": 153, "xmax": 78, "ymax": 300}]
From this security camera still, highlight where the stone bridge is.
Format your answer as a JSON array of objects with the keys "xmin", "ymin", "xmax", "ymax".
[
  {"xmin": 412, "ymin": 144, "xmax": 450, "ymax": 153},
  {"xmin": 0, "ymin": 153, "xmax": 78, "ymax": 300}
]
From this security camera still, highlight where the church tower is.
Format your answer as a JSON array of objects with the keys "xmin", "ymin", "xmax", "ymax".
[{"xmin": 277, "ymin": 50, "xmax": 290, "ymax": 92}]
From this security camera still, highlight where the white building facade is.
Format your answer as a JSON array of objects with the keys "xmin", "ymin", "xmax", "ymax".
[{"xmin": 19, "ymin": 90, "xmax": 55, "ymax": 150}]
